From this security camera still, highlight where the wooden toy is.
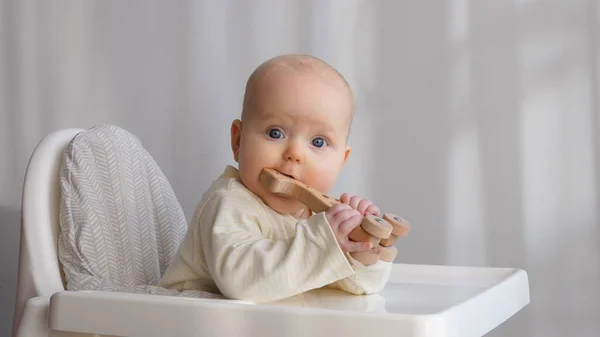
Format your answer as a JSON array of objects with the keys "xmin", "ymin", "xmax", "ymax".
[
  {"xmin": 379, "ymin": 213, "xmax": 411, "ymax": 246},
  {"xmin": 378, "ymin": 245, "xmax": 398, "ymax": 262},
  {"xmin": 259, "ymin": 168, "xmax": 410, "ymax": 265}
]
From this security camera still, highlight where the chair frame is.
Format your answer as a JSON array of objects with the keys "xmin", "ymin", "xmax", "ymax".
[{"xmin": 12, "ymin": 128, "xmax": 84, "ymax": 337}]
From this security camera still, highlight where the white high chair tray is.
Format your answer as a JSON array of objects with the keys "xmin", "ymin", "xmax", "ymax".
[{"xmin": 49, "ymin": 263, "xmax": 529, "ymax": 337}]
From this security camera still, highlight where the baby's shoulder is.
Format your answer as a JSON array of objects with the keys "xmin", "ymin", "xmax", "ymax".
[
  {"xmin": 216, "ymin": 176, "xmax": 258, "ymax": 200},
  {"xmin": 198, "ymin": 175, "xmax": 265, "ymax": 213},
  {"xmin": 188, "ymin": 175, "xmax": 271, "ymax": 229}
]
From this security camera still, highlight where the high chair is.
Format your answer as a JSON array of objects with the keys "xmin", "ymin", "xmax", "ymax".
[{"xmin": 12, "ymin": 124, "xmax": 530, "ymax": 337}]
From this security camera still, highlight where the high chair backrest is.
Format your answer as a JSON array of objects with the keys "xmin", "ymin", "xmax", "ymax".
[
  {"xmin": 55, "ymin": 125, "xmax": 188, "ymax": 292},
  {"xmin": 12, "ymin": 128, "xmax": 85, "ymax": 335}
]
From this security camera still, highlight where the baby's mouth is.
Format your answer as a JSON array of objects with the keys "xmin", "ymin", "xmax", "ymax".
[
  {"xmin": 277, "ymin": 194, "xmax": 293, "ymax": 200},
  {"xmin": 274, "ymin": 169, "xmax": 296, "ymax": 180}
]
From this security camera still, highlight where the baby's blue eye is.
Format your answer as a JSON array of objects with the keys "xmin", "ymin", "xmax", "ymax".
[
  {"xmin": 312, "ymin": 137, "xmax": 326, "ymax": 148},
  {"xmin": 268, "ymin": 128, "xmax": 283, "ymax": 139}
]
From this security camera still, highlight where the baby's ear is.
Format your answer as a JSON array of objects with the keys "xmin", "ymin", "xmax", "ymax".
[
  {"xmin": 343, "ymin": 145, "xmax": 352, "ymax": 165},
  {"xmin": 230, "ymin": 119, "xmax": 243, "ymax": 162}
]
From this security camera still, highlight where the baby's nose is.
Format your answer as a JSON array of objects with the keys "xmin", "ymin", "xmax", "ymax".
[
  {"xmin": 283, "ymin": 144, "xmax": 303, "ymax": 163},
  {"xmin": 285, "ymin": 151, "xmax": 301, "ymax": 163},
  {"xmin": 287, "ymin": 154, "xmax": 301, "ymax": 162}
]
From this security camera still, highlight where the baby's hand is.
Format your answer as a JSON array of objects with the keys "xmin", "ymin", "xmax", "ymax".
[
  {"xmin": 325, "ymin": 203, "xmax": 372, "ymax": 253},
  {"xmin": 339, "ymin": 193, "xmax": 381, "ymax": 217}
]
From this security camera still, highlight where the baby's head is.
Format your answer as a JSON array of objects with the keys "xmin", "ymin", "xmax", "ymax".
[{"xmin": 230, "ymin": 54, "xmax": 354, "ymax": 217}]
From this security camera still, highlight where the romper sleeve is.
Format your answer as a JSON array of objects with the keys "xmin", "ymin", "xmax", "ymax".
[{"xmin": 326, "ymin": 254, "xmax": 393, "ymax": 295}]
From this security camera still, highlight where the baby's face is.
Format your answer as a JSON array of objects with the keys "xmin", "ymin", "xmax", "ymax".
[{"xmin": 232, "ymin": 71, "xmax": 352, "ymax": 217}]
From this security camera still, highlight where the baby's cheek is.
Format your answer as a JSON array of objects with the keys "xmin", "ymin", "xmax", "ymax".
[
  {"xmin": 307, "ymin": 155, "xmax": 345, "ymax": 192},
  {"xmin": 309, "ymin": 170, "xmax": 338, "ymax": 194}
]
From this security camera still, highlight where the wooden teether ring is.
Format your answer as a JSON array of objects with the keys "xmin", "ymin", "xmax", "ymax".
[
  {"xmin": 379, "ymin": 213, "xmax": 411, "ymax": 247},
  {"xmin": 350, "ymin": 247, "xmax": 382, "ymax": 266},
  {"xmin": 378, "ymin": 245, "xmax": 397, "ymax": 262},
  {"xmin": 384, "ymin": 213, "xmax": 411, "ymax": 237},
  {"xmin": 361, "ymin": 215, "xmax": 393, "ymax": 239},
  {"xmin": 348, "ymin": 224, "xmax": 382, "ymax": 246},
  {"xmin": 348, "ymin": 216, "xmax": 392, "ymax": 264}
]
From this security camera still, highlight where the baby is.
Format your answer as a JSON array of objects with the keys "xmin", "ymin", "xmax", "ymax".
[{"xmin": 159, "ymin": 54, "xmax": 392, "ymax": 302}]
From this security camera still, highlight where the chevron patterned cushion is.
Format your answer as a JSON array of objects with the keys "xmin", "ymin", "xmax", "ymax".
[{"xmin": 57, "ymin": 124, "xmax": 223, "ymax": 298}]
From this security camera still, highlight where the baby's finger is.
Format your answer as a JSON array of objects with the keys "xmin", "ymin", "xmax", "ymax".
[
  {"xmin": 345, "ymin": 240, "xmax": 373, "ymax": 253},
  {"xmin": 326, "ymin": 202, "xmax": 351, "ymax": 215},
  {"xmin": 338, "ymin": 213, "xmax": 363, "ymax": 235},
  {"xmin": 339, "ymin": 193, "xmax": 353, "ymax": 204},
  {"xmin": 357, "ymin": 199, "xmax": 373, "ymax": 215},
  {"xmin": 364, "ymin": 204, "xmax": 381, "ymax": 217},
  {"xmin": 330, "ymin": 208, "xmax": 359, "ymax": 225},
  {"xmin": 349, "ymin": 195, "xmax": 362, "ymax": 210}
]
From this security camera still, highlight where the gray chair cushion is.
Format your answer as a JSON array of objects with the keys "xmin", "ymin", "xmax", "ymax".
[{"xmin": 58, "ymin": 124, "xmax": 222, "ymax": 298}]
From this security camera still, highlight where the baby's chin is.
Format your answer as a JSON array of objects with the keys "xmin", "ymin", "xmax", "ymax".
[
  {"xmin": 263, "ymin": 194, "xmax": 306, "ymax": 216},
  {"xmin": 239, "ymin": 174, "xmax": 306, "ymax": 216}
]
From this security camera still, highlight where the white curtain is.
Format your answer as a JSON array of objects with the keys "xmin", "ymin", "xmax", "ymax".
[{"xmin": 1, "ymin": 1, "xmax": 599, "ymax": 336}]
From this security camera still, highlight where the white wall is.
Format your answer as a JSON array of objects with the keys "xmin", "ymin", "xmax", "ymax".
[{"xmin": 1, "ymin": 1, "xmax": 599, "ymax": 336}]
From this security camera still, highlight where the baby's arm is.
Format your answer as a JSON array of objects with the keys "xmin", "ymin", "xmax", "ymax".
[
  {"xmin": 325, "ymin": 193, "xmax": 394, "ymax": 295},
  {"xmin": 198, "ymin": 191, "xmax": 355, "ymax": 303}
]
